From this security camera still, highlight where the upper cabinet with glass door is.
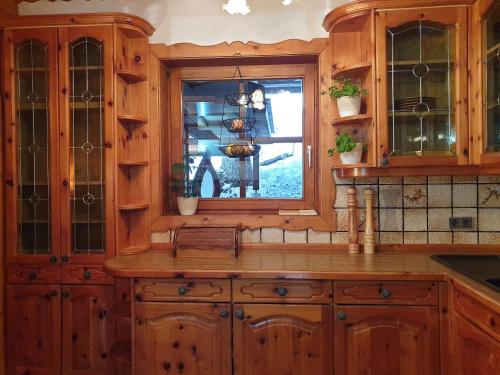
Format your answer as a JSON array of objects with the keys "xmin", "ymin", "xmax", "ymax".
[
  {"xmin": 375, "ymin": 7, "xmax": 469, "ymax": 167},
  {"xmin": 3, "ymin": 29, "xmax": 60, "ymax": 264}
]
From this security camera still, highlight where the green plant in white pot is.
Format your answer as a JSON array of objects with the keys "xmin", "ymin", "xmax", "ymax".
[
  {"xmin": 170, "ymin": 157, "xmax": 199, "ymax": 216},
  {"xmin": 323, "ymin": 78, "xmax": 368, "ymax": 118},
  {"xmin": 328, "ymin": 133, "xmax": 365, "ymax": 165}
]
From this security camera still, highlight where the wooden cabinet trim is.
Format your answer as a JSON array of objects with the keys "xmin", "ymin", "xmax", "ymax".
[
  {"xmin": 7, "ymin": 264, "xmax": 61, "ymax": 284},
  {"xmin": 62, "ymin": 265, "xmax": 114, "ymax": 285},
  {"xmin": 135, "ymin": 279, "xmax": 231, "ymax": 302}
]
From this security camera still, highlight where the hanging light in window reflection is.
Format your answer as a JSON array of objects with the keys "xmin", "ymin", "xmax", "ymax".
[{"xmin": 223, "ymin": 0, "xmax": 251, "ymax": 15}]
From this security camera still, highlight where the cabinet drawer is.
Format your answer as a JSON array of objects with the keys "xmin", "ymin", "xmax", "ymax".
[
  {"xmin": 233, "ymin": 280, "xmax": 332, "ymax": 304},
  {"xmin": 453, "ymin": 288, "xmax": 500, "ymax": 342},
  {"xmin": 7, "ymin": 265, "xmax": 61, "ymax": 284},
  {"xmin": 62, "ymin": 265, "xmax": 114, "ymax": 284},
  {"xmin": 135, "ymin": 279, "xmax": 231, "ymax": 302},
  {"xmin": 334, "ymin": 281, "xmax": 438, "ymax": 305}
]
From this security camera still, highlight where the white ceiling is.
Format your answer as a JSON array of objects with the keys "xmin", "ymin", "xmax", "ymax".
[{"xmin": 18, "ymin": 0, "xmax": 348, "ymax": 45}]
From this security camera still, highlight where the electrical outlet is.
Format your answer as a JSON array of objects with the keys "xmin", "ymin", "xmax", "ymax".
[
  {"xmin": 449, "ymin": 217, "xmax": 461, "ymax": 230},
  {"xmin": 460, "ymin": 217, "xmax": 473, "ymax": 229}
]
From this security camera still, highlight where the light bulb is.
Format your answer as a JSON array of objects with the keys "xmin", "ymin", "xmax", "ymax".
[{"xmin": 223, "ymin": 0, "xmax": 251, "ymax": 15}]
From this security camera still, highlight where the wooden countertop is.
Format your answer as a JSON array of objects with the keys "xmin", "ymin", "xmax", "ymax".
[{"xmin": 104, "ymin": 249, "xmax": 500, "ymax": 307}]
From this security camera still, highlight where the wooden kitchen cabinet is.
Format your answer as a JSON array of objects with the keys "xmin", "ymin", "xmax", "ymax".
[
  {"xmin": 134, "ymin": 302, "xmax": 232, "ymax": 375},
  {"xmin": 451, "ymin": 312, "xmax": 500, "ymax": 374},
  {"xmin": 334, "ymin": 305, "xmax": 440, "ymax": 375},
  {"xmin": 61, "ymin": 285, "xmax": 115, "ymax": 375},
  {"xmin": 7, "ymin": 284, "xmax": 62, "ymax": 375},
  {"xmin": 233, "ymin": 304, "xmax": 333, "ymax": 375},
  {"xmin": 375, "ymin": 6, "xmax": 469, "ymax": 168}
]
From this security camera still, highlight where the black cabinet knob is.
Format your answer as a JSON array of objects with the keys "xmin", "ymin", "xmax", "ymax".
[
  {"xmin": 83, "ymin": 271, "xmax": 92, "ymax": 280},
  {"xmin": 337, "ymin": 311, "xmax": 347, "ymax": 321},
  {"xmin": 61, "ymin": 255, "xmax": 70, "ymax": 263},
  {"xmin": 380, "ymin": 158, "xmax": 389, "ymax": 166},
  {"xmin": 178, "ymin": 286, "xmax": 188, "ymax": 296},
  {"xmin": 380, "ymin": 288, "xmax": 391, "ymax": 298},
  {"xmin": 235, "ymin": 309, "xmax": 245, "ymax": 321},
  {"xmin": 28, "ymin": 272, "xmax": 37, "ymax": 280},
  {"xmin": 276, "ymin": 287, "xmax": 288, "ymax": 297},
  {"xmin": 49, "ymin": 290, "xmax": 58, "ymax": 297},
  {"xmin": 220, "ymin": 309, "xmax": 229, "ymax": 319},
  {"xmin": 49, "ymin": 256, "xmax": 58, "ymax": 264},
  {"xmin": 62, "ymin": 290, "xmax": 70, "ymax": 298}
]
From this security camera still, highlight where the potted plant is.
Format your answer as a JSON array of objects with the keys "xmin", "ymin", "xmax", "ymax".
[
  {"xmin": 170, "ymin": 157, "xmax": 199, "ymax": 216},
  {"xmin": 328, "ymin": 133, "xmax": 365, "ymax": 165},
  {"xmin": 322, "ymin": 78, "xmax": 368, "ymax": 117}
]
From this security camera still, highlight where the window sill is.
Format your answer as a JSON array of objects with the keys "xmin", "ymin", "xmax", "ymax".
[{"xmin": 151, "ymin": 211, "xmax": 335, "ymax": 232}]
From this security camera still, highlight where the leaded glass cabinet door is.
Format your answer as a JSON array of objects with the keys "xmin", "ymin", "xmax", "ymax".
[
  {"xmin": 376, "ymin": 7, "xmax": 469, "ymax": 167},
  {"xmin": 483, "ymin": 0, "xmax": 500, "ymax": 163},
  {"xmin": 59, "ymin": 27, "xmax": 115, "ymax": 264},
  {"xmin": 3, "ymin": 28, "xmax": 61, "ymax": 264}
]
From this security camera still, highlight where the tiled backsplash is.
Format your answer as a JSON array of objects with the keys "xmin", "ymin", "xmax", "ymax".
[{"xmin": 151, "ymin": 175, "xmax": 500, "ymax": 246}]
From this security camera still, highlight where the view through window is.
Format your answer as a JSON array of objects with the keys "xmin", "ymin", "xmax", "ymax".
[{"xmin": 182, "ymin": 78, "xmax": 304, "ymax": 199}]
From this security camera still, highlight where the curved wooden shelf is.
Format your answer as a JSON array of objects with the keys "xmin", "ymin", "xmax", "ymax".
[
  {"xmin": 110, "ymin": 301, "xmax": 131, "ymax": 323},
  {"xmin": 117, "ymin": 114, "xmax": 148, "ymax": 126},
  {"xmin": 120, "ymin": 245, "xmax": 150, "ymax": 255},
  {"xmin": 117, "ymin": 203, "xmax": 150, "ymax": 211},
  {"xmin": 110, "ymin": 341, "xmax": 131, "ymax": 366},
  {"xmin": 332, "ymin": 114, "xmax": 372, "ymax": 126},
  {"xmin": 118, "ymin": 161, "xmax": 149, "ymax": 167},
  {"xmin": 332, "ymin": 62, "xmax": 371, "ymax": 79},
  {"xmin": 117, "ymin": 70, "xmax": 147, "ymax": 83}
]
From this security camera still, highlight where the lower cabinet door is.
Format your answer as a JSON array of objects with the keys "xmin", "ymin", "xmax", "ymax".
[
  {"xmin": 134, "ymin": 302, "xmax": 232, "ymax": 375},
  {"xmin": 61, "ymin": 285, "xmax": 115, "ymax": 375},
  {"xmin": 7, "ymin": 284, "xmax": 61, "ymax": 375},
  {"xmin": 451, "ymin": 312, "xmax": 500, "ymax": 375},
  {"xmin": 334, "ymin": 305, "xmax": 440, "ymax": 375},
  {"xmin": 233, "ymin": 304, "xmax": 333, "ymax": 375}
]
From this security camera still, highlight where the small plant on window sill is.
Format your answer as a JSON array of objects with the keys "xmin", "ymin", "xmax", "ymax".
[
  {"xmin": 170, "ymin": 157, "xmax": 199, "ymax": 216},
  {"xmin": 328, "ymin": 133, "xmax": 367, "ymax": 165},
  {"xmin": 321, "ymin": 78, "xmax": 368, "ymax": 118}
]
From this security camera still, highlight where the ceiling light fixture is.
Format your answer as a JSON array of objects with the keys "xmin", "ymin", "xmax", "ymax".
[{"xmin": 223, "ymin": 0, "xmax": 251, "ymax": 15}]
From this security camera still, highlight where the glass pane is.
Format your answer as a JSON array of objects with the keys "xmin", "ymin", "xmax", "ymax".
[
  {"xmin": 16, "ymin": 40, "xmax": 51, "ymax": 255},
  {"xmin": 181, "ymin": 78, "xmax": 303, "ymax": 199},
  {"xmin": 387, "ymin": 20, "xmax": 456, "ymax": 156},
  {"xmin": 69, "ymin": 37, "xmax": 105, "ymax": 254},
  {"xmin": 485, "ymin": 2, "xmax": 500, "ymax": 152}
]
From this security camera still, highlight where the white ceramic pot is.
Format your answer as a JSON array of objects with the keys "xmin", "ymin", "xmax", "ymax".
[
  {"xmin": 337, "ymin": 96, "xmax": 361, "ymax": 117},
  {"xmin": 177, "ymin": 196, "xmax": 199, "ymax": 216},
  {"xmin": 339, "ymin": 143, "xmax": 363, "ymax": 165}
]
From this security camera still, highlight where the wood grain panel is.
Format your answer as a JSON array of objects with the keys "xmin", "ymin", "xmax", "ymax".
[
  {"xmin": 335, "ymin": 280, "xmax": 439, "ymax": 305},
  {"xmin": 135, "ymin": 279, "xmax": 231, "ymax": 302},
  {"xmin": 233, "ymin": 279, "xmax": 332, "ymax": 304},
  {"xmin": 7, "ymin": 264, "xmax": 61, "ymax": 284}
]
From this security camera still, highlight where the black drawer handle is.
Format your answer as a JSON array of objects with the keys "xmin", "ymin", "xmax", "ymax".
[
  {"xmin": 28, "ymin": 272, "xmax": 37, "ymax": 280},
  {"xmin": 220, "ymin": 309, "xmax": 229, "ymax": 319},
  {"xmin": 178, "ymin": 286, "xmax": 188, "ymax": 296},
  {"xmin": 380, "ymin": 288, "xmax": 391, "ymax": 298},
  {"xmin": 61, "ymin": 255, "xmax": 70, "ymax": 263},
  {"xmin": 276, "ymin": 287, "xmax": 288, "ymax": 297},
  {"xmin": 337, "ymin": 311, "xmax": 347, "ymax": 320},
  {"xmin": 62, "ymin": 290, "xmax": 70, "ymax": 298},
  {"xmin": 49, "ymin": 290, "xmax": 58, "ymax": 298},
  {"xmin": 83, "ymin": 271, "xmax": 92, "ymax": 280},
  {"xmin": 49, "ymin": 256, "xmax": 58, "ymax": 264},
  {"xmin": 235, "ymin": 309, "xmax": 245, "ymax": 321}
]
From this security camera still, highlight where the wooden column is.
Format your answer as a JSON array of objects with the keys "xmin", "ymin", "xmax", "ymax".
[
  {"xmin": 364, "ymin": 187, "xmax": 376, "ymax": 254},
  {"xmin": 347, "ymin": 187, "xmax": 360, "ymax": 254}
]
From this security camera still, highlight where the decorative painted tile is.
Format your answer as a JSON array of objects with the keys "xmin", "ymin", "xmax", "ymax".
[
  {"xmin": 355, "ymin": 177, "xmax": 379, "ymax": 184},
  {"xmin": 479, "ymin": 185, "xmax": 500, "ymax": 207},
  {"xmin": 336, "ymin": 208, "xmax": 348, "ymax": 231},
  {"xmin": 403, "ymin": 176, "xmax": 427, "ymax": 184},
  {"xmin": 261, "ymin": 228, "xmax": 284, "ymax": 243},
  {"xmin": 379, "ymin": 209, "xmax": 403, "ymax": 231},
  {"xmin": 404, "ymin": 185, "xmax": 427, "ymax": 208},
  {"xmin": 479, "ymin": 232, "xmax": 500, "ymax": 245},
  {"xmin": 453, "ymin": 232, "xmax": 478, "ymax": 245},
  {"xmin": 356, "ymin": 185, "xmax": 378, "ymax": 208},
  {"xmin": 358, "ymin": 209, "xmax": 378, "ymax": 231},
  {"xmin": 428, "ymin": 176, "xmax": 451, "ymax": 184},
  {"xmin": 453, "ymin": 176, "xmax": 477, "ymax": 184},
  {"xmin": 452, "ymin": 208, "xmax": 477, "ymax": 230},
  {"xmin": 427, "ymin": 185, "xmax": 452, "ymax": 208},
  {"xmin": 331, "ymin": 232, "xmax": 349, "ymax": 244},
  {"xmin": 379, "ymin": 232, "xmax": 403, "ymax": 244},
  {"xmin": 151, "ymin": 231, "xmax": 170, "ymax": 244},
  {"xmin": 429, "ymin": 232, "xmax": 452, "ymax": 244},
  {"xmin": 404, "ymin": 232, "xmax": 428, "ymax": 244},
  {"xmin": 452, "ymin": 184, "xmax": 477, "ymax": 207},
  {"xmin": 307, "ymin": 230, "xmax": 331, "ymax": 244},
  {"xmin": 478, "ymin": 209, "xmax": 500, "ymax": 231},
  {"xmin": 379, "ymin": 176, "xmax": 402, "ymax": 185},
  {"xmin": 284, "ymin": 230, "xmax": 307, "ymax": 243},
  {"xmin": 428, "ymin": 208, "xmax": 452, "ymax": 231},
  {"xmin": 379, "ymin": 185, "xmax": 403, "ymax": 208},
  {"xmin": 242, "ymin": 229, "xmax": 261, "ymax": 243},
  {"xmin": 478, "ymin": 175, "xmax": 500, "ymax": 183},
  {"xmin": 404, "ymin": 209, "xmax": 427, "ymax": 231},
  {"xmin": 334, "ymin": 185, "xmax": 350, "ymax": 208}
]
